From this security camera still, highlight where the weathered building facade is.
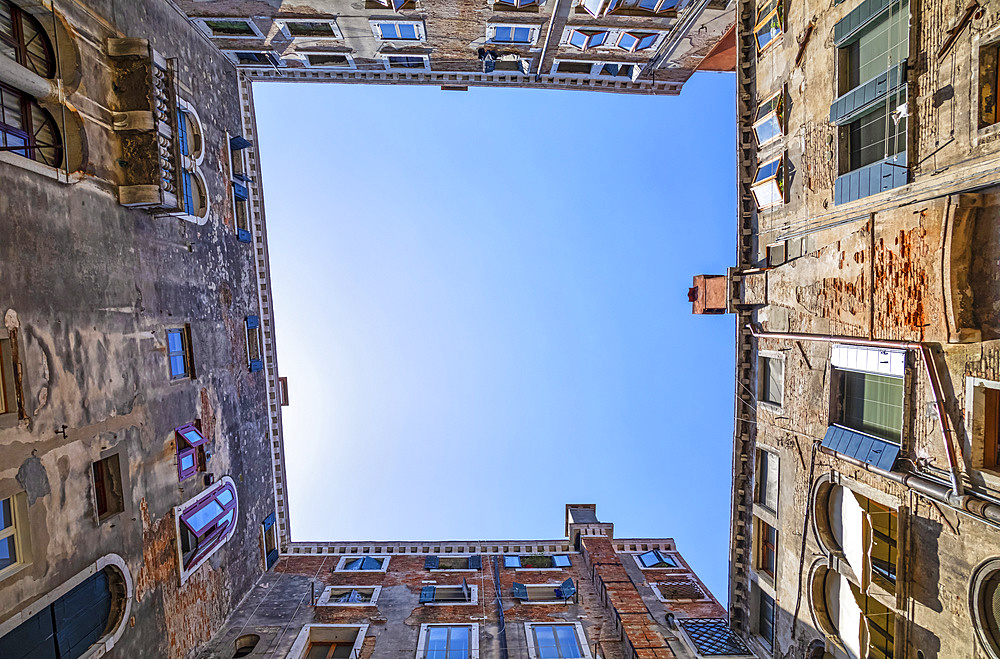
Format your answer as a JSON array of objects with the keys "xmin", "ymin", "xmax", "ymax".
[
  {"xmin": 708, "ymin": 0, "xmax": 1000, "ymax": 656},
  {"xmin": 171, "ymin": 0, "xmax": 735, "ymax": 94},
  {"xmin": 0, "ymin": 0, "xmax": 288, "ymax": 656},
  {"xmin": 196, "ymin": 505, "xmax": 752, "ymax": 659}
]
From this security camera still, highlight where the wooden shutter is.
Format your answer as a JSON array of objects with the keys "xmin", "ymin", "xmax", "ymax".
[{"xmin": 985, "ymin": 389, "xmax": 999, "ymax": 469}]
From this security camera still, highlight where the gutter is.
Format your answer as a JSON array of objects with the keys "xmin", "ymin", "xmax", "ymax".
[
  {"xmin": 745, "ymin": 326, "xmax": 1000, "ymax": 528},
  {"xmin": 534, "ymin": 0, "xmax": 563, "ymax": 81}
]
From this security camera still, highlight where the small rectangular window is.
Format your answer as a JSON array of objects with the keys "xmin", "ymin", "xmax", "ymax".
[
  {"xmin": 386, "ymin": 55, "xmax": 428, "ymax": 69},
  {"xmin": 755, "ymin": 519, "xmax": 777, "ymax": 578},
  {"xmin": 759, "ymin": 356, "xmax": 783, "ymax": 405},
  {"xmin": 0, "ymin": 336, "xmax": 17, "ymax": 416},
  {"xmin": 286, "ymin": 21, "xmax": 338, "ymax": 37},
  {"xmin": 753, "ymin": 90, "xmax": 784, "ymax": 146},
  {"xmin": 757, "ymin": 588, "xmax": 775, "ymax": 649},
  {"xmin": 167, "ymin": 326, "xmax": 193, "ymax": 380},
  {"xmin": 92, "ymin": 455, "xmax": 124, "ymax": 521},
  {"xmin": 755, "ymin": 449, "xmax": 779, "ymax": 512},
  {"xmin": 555, "ymin": 61, "xmax": 592, "ymax": 74},
  {"xmin": 375, "ymin": 22, "xmax": 421, "ymax": 40},
  {"xmin": 984, "ymin": 388, "xmax": 1000, "ymax": 470},
  {"xmin": 420, "ymin": 580, "xmax": 477, "ymax": 604},
  {"xmin": 305, "ymin": 53, "xmax": 352, "ymax": 68},
  {"xmin": 568, "ymin": 29, "xmax": 607, "ymax": 50},
  {"xmin": 336, "ymin": 555, "xmax": 389, "ymax": 571},
  {"xmin": 201, "ymin": 18, "xmax": 261, "ymax": 38},
  {"xmin": 262, "ymin": 512, "xmax": 279, "ymax": 570},
  {"xmin": 837, "ymin": 369, "xmax": 904, "ymax": 443},
  {"xmin": 512, "ymin": 578, "xmax": 576, "ymax": 603},
  {"xmin": 653, "ymin": 578, "xmax": 707, "ymax": 601},
  {"xmin": 751, "ymin": 156, "xmax": 784, "ymax": 210},
  {"xmin": 494, "ymin": 25, "xmax": 535, "ymax": 44},
  {"xmin": 246, "ymin": 316, "xmax": 264, "ymax": 373},
  {"xmin": 981, "ymin": 41, "xmax": 1000, "ymax": 128},
  {"xmin": 504, "ymin": 555, "xmax": 521, "ymax": 568},
  {"xmin": 175, "ymin": 423, "xmax": 208, "ymax": 481}
]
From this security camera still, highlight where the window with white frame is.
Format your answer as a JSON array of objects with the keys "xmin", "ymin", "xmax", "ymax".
[
  {"xmin": 382, "ymin": 54, "xmax": 430, "ymax": 69},
  {"xmin": 966, "ymin": 377, "xmax": 1000, "ymax": 473},
  {"xmin": 277, "ymin": 18, "xmax": 342, "ymax": 39},
  {"xmin": 524, "ymin": 623, "xmax": 592, "ymax": 659},
  {"xmin": 223, "ymin": 50, "xmax": 283, "ymax": 67},
  {"xmin": 633, "ymin": 549, "xmax": 677, "ymax": 569},
  {"xmin": 504, "ymin": 554, "xmax": 571, "ymax": 569},
  {"xmin": 317, "ymin": 585, "xmax": 381, "ymax": 606},
  {"xmin": 616, "ymin": 31, "xmax": 658, "ymax": 51},
  {"xmin": 194, "ymin": 17, "xmax": 264, "ymax": 39},
  {"xmin": 0, "ymin": 493, "xmax": 30, "ymax": 577},
  {"xmin": 373, "ymin": 0, "xmax": 418, "ymax": 12},
  {"xmin": 371, "ymin": 20, "xmax": 424, "ymax": 41},
  {"xmin": 416, "ymin": 624, "xmax": 479, "ymax": 659},
  {"xmin": 755, "ymin": 449, "xmax": 779, "ymax": 512},
  {"xmin": 551, "ymin": 60, "xmax": 643, "ymax": 81},
  {"xmin": 425, "ymin": 555, "xmax": 482, "ymax": 570},
  {"xmin": 489, "ymin": 24, "xmax": 541, "ymax": 44},
  {"xmin": 751, "ymin": 156, "xmax": 784, "ymax": 210},
  {"xmin": 420, "ymin": 580, "xmax": 478, "ymax": 605},
  {"xmin": 492, "ymin": 0, "xmax": 542, "ymax": 9},
  {"xmin": 753, "ymin": 88, "xmax": 784, "ymax": 146},
  {"xmin": 580, "ymin": 0, "xmax": 680, "ymax": 16},
  {"xmin": 287, "ymin": 625, "xmax": 368, "ymax": 659},
  {"xmin": 301, "ymin": 52, "xmax": 355, "ymax": 68},
  {"xmin": 758, "ymin": 354, "xmax": 783, "ymax": 406},
  {"xmin": 335, "ymin": 554, "xmax": 390, "ymax": 572},
  {"xmin": 568, "ymin": 29, "xmax": 608, "ymax": 50},
  {"xmin": 512, "ymin": 578, "xmax": 576, "ymax": 603}
]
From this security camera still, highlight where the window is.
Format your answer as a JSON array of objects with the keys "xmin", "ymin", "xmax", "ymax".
[
  {"xmin": 246, "ymin": 315, "xmax": 264, "ymax": 372},
  {"xmin": 0, "ymin": 83, "xmax": 62, "ymax": 167},
  {"xmin": 374, "ymin": 0, "xmax": 417, "ymax": 11},
  {"xmin": 603, "ymin": 0, "xmax": 680, "ymax": 15},
  {"xmin": 0, "ymin": 334, "xmax": 16, "ymax": 416},
  {"xmin": 512, "ymin": 578, "xmax": 576, "ymax": 603},
  {"xmin": 866, "ymin": 497, "xmax": 897, "ymax": 588},
  {"xmin": 420, "ymin": 580, "xmax": 478, "ymax": 605},
  {"xmin": 289, "ymin": 625, "xmax": 368, "ymax": 659},
  {"xmin": 0, "ymin": 565, "xmax": 126, "ymax": 657},
  {"xmin": 817, "ymin": 484, "xmax": 898, "ymax": 592},
  {"xmin": 634, "ymin": 549, "xmax": 677, "ymax": 568},
  {"xmin": 491, "ymin": 25, "xmax": 537, "ymax": 44},
  {"xmin": 494, "ymin": 0, "xmax": 539, "ymax": 9},
  {"xmin": 971, "ymin": 559, "xmax": 1000, "ymax": 659},
  {"xmin": 750, "ymin": 156, "xmax": 784, "ymax": 210},
  {"xmin": 756, "ymin": 587, "xmax": 775, "ymax": 650},
  {"xmin": 0, "ymin": 1, "xmax": 55, "ymax": 77},
  {"xmin": 755, "ymin": 449, "xmax": 779, "ymax": 512},
  {"xmin": 167, "ymin": 326, "xmax": 194, "ymax": 380},
  {"xmin": 0, "ymin": 494, "xmax": 27, "ymax": 575},
  {"xmin": 837, "ymin": 369, "xmax": 904, "ymax": 443},
  {"xmin": 384, "ymin": 54, "xmax": 429, "ymax": 69},
  {"xmin": 836, "ymin": 0, "xmax": 908, "ymax": 95},
  {"xmin": 754, "ymin": 0, "xmax": 782, "ymax": 53},
  {"xmin": 278, "ymin": 19, "xmax": 342, "ymax": 39},
  {"xmin": 417, "ymin": 624, "xmax": 479, "ymax": 659},
  {"xmin": 335, "ymin": 554, "xmax": 389, "ymax": 571},
  {"xmin": 262, "ymin": 512, "xmax": 279, "ymax": 569},
  {"xmin": 425, "ymin": 555, "xmax": 482, "ymax": 570},
  {"xmin": 568, "ymin": 29, "xmax": 607, "ymax": 50},
  {"xmin": 176, "ymin": 108, "xmax": 203, "ymax": 160},
  {"xmin": 225, "ymin": 51, "xmax": 282, "ymax": 67},
  {"xmin": 372, "ymin": 21, "xmax": 423, "ymax": 41},
  {"xmin": 317, "ymin": 585, "xmax": 381, "ymax": 605},
  {"xmin": 617, "ymin": 32, "xmax": 657, "ymax": 52},
  {"xmin": 92, "ymin": 455, "xmax": 124, "ymax": 521},
  {"xmin": 981, "ymin": 40, "xmax": 1000, "ymax": 128},
  {"xmin": 755, "ymin": 519, "xmax": 777, "ymax": 578},
  {"xmin": 175, "ymin": 423, "xmax": 208, "ymax": 481},
  {"xmin": 969, "ymin": 379, "xmax": 1000, "ymax": 471},
  {"xmin": 525, "ymin": 623, "xmax": 590, "ymax": 659},
  {"xmin": 842, "ymin": 88, "xmax": 907, "ymax": 174},
  {"xmin": 303, "ymin": 53, "xmax": 354, "ymax": 68},
  {"xmin": 753, "ymin": 89, "xmax": 783, "ymax": 146},
  {"xmin": 652, "ymin": 577, "xmax": 707, "ymax": 601},
  {"xmin": 229, "ymin": 136, "xmax": 253, "ymax": 243},
  {"xmin": 176, "ymin": 479, "xmax": 238, "ymax": 581},
  {"xmin": 504, "ymin": 554, "xmax": 571, "ymax": 569},
  {"xmin": 759, "ymin": 355, "xmax": 783, "ymax": 405},
  {"xmin": 554, "ymin": 61, "xmax": 593, "ymax": 74},
  {"xmin": 599, "ymin": 63, "xmax": 638, "ymax": 79},
  {"xmin": 812, "ymin": 568, "xmax": 893, "ymax": 659},
  {"xmin": 195, "ymin": 17, "xmax": 264, "ymax": 39}
]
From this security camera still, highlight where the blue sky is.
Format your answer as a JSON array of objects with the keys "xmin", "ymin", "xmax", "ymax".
[{"xmin": 254, "ymin": 72, "xmax": 737, "ymax": 600}]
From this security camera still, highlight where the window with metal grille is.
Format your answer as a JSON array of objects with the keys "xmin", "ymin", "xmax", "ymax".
[
  {"xmin": 677, "ymin": 618, "xmax": 751, "ymax": 656},
  {"xmin": 0, "ymin": 1, "xmax": 55, "ymax": 77},
  {"xmin": 653, "ymin": 577, "xmax": 706, "ymax": 601}
]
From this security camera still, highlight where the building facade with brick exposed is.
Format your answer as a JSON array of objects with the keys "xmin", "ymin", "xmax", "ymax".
[
  {"xmin": 196, "ymin": 505, "xmax": 752, "ymax": 658},
  {"xmin": 696, "ymin": 0, "xmax": 1000, "ymax": 656},
  {"xmin": 0, "ymin": 0, "xmax": 288, "ymax": 656},
  {"xmin": 171, "ymin": 0, "xmax": 734, "ymax": 95}
]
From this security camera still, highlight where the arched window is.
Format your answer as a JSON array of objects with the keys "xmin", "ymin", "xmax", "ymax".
[
  {"xmin": 0, "ymin": 1, "xmax": 55, "ymax": 78},
  {"xmin": 0, "ymin": 566, "xmax": 128, "ymax": 658},
  {"xmin": 811, "ymin": 566, "xmax": 895, "ymax": 659},
  {"xmin": 815, "ymin": 483, "xmax": 898, "ymax": 592},
  {"xmin": 972, "ymin": 559, "xmax": 1000, "ymax": 659},
  {"xmin": 0, "ymin": 83, "xmax": 62, "ymax": 166}
]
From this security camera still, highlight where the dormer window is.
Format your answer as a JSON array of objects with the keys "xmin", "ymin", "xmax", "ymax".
[{"xmin": 636, "ymin": 549, "xmax": 677, "ymax": 568}]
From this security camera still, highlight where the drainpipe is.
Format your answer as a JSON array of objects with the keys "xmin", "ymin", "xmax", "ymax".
[
  {"xmin": 0, "ymin": 55, "xmax": 60, "ymax": 103},
  {"xmin": 492, "ymin": 556, "xmax": 509, "ymax": 659},
  {"xmin": 745, "ymin": 325, "xmax": 965, "ymax": 497},
  {"xmin": 534, "ymin": 0, "xmax": 562, "ymax": 81}
]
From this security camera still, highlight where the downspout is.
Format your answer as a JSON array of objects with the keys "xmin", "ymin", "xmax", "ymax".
[
  {"xmin": 0, "ymin": 54, "xmax": 60, "ymax": 103},
  {"xmin": 492, "ymin": 556, "xmax": 509, "ymax": 659},
  {"xmin": 745, "ymin": 325, "xmax": 964, "ymax": 496},
  {"xmin": 534, "ymin": 0, "xmax": 562, "ymax": 81},
  {"xmin": 745, "ymin": 326, "xmax": 1000, "ymax": 527}
]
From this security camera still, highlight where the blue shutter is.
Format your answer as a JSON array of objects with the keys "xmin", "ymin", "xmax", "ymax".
[
  {"xmin": 347, "ymin": 589, "xmax": 363, "ymax": 603},
  {"xmin": 263, "ymin": 513, "xmax": 279, "ymax": 569},
  {"xmin": 833, "ymin": 0, "xmax": 893, "ymax": 46},
  {"xmin": 424, "ymin": 555, "xmax": 439, "ymax": 569},
  {"xmin": 462, "ymin": 578, "xmax": 470, "ymax": 601},
  {"xmin": 230, "ymin": 135, "xmax": 253, "ymax": 150},
  {"xmin": 237, "ymin": 228, "xmax": 252, "ymax": 243},
  {"xmin": 512, "ymin": 582, "xmax": 528, "ymax": 599},
  {"xmin": 830, "ymin": 67, "xmax": 906, "ymax": 125},
  {"xmin": 0, "ymin": 605, "xmax": 57, "ymax": 658},
  {"xmin": 553, "ymin": 554, "xmax": 571, "ymax": 567},
  {"xmin": 247, "ymin": 315, "xmax": 260, "ymax": 330},
  {"xmin": 556, "ymin": 578, "xmax": 576, "ymax": 600},
  {"xmin": 53, "ymin": 569, "xmax": 112, "ymax": 659},
  {"xmin": 467, "ymin": 555, "xmax": 482, "ymax": 570},
  {"xmin": 233, "ymin": 181, "xmax": 249, "ymax": 201},
  {"xmin": 361, "ymin": 556, "xmax": 382, "ymax": 570},
  {"xmin": 420, "ymin": 586, "xmax": 436, "ymax": 603},
  {"xmin": 822, "ymin": 425, "xmax": 900, "ymax": 471},
  {"xmin": 835, "ymin": 152, "xmax": 907, "ymax": 205}
]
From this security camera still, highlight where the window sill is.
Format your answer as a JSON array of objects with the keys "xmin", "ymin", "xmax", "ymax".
[
  {"xmin": 429, "ymin": 568, "xmax": 478, "ymax": 573},
  {"xmin": 516, "ymin": 599, "xmax": 569, "ymax": 605},
  {"xmin": 0, "ymin": 562, "xmax": 30, "ymax": 585},
  {"xmin": 514, "ymin": 567, "xmax": 564, "ymax": 572},
  {"xmin": 424, "ymin": 601, "xmax": 478, "ymax": 606},
  {"xmin": 0, "ymin": 151, "xmax": 75, "ymax": 184}
]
